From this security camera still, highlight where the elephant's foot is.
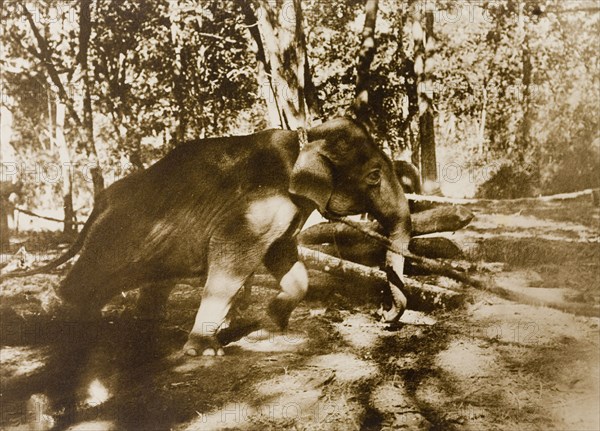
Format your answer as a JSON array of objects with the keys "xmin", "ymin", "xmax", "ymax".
[
  {"xmin": 183, "ymin": 333, "xmax": 225, "ymax": 357},
  {"xmin": 267, "ymin": 297, "xmax": 296, "ymax": 330}
]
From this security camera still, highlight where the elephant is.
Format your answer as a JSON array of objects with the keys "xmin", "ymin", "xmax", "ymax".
[{"xmin": 1, "ymin": 117, "xmax": 411, "ymax": 356}]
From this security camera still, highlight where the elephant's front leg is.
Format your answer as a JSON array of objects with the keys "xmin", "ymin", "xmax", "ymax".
[
  {"xmin": 183, "ymin": 224, "xmax": 290, "ymax": 355},
  {"xmin": 184, "ymin": 267, "xmax": 249, "ymax": 356},
  {"xmin": 186, "ymin": 195, "xmax": 301, "ymax": 355}
]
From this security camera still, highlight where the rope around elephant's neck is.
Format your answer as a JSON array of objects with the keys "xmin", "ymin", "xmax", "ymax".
[{"xmin": 297, "ymin": 127, "xmax": 308, "ymax": 150}]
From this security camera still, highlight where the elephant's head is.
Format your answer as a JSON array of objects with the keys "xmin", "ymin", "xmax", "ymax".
[{"xmin": 289, "ymin": 117, "xmax": 411, "ymax": 321}]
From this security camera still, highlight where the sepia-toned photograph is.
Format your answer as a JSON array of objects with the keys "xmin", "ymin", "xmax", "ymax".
[{"xmin": 0, "ymin": 1, "xmax": 598, "ymax": 430}]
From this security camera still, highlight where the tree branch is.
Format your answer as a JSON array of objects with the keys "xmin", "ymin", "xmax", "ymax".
[{"xmin": 20, "ymin": 1, "xmax": 83, "ymax": 128}]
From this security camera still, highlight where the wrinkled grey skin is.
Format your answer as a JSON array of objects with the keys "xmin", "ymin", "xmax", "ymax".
[{"xmin": 6, "ymin": 117, "xmax": 411, "ymax": 356}]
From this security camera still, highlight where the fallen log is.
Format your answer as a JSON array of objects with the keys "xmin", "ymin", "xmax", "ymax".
[
  {"xmin": 296, "ymin": 247, "xmax": 465, "ymax": 311},
  {"xmin": 302, "ymin": 241, "xmax": 481, "ymax": 289},
  {"xmin": 304, "ymin": 239, "xmax": 463, "ymax": 271},
  {"xmin": 298, "ymin": 205, "xmax": 474, "ymax": 246},
  {"xmin": 411, "ymin": 237, "xmax": 463, "ymax": 259},
  {"xmin": 412, "ymin": 206, "xmax": 474, "ymax": 235},
  {"xmin": 298, "ymin": 207, "xmax": 469, "ymax": 261},
  {"xmin": 255, "ymin": 249, "xmax": 597, "ymax": 317}
]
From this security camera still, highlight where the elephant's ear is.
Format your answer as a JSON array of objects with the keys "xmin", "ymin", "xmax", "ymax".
[{"xmin": 289, "ymin": 140, "xmax": 332, "ymax": 212}]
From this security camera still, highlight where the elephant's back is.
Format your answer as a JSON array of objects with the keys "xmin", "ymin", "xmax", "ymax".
[{"xmin": 88, "ymin": 133, "xmax": 292, "ymax": 277}]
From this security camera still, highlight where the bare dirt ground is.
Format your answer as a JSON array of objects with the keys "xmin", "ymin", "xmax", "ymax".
[{"xmin": 1, "ymin": 196, "xmax": 599, "ymax": 431}]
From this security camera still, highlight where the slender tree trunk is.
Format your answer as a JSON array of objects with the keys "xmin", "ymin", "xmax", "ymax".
[
  {"xmin": 419, "ymin": 111, "xmax": 436, "ymax": 184},
  {"xmin": 0, "ymin": 182, "xmax": 22, "ymax": 251},
  {"xmin": 415, "ymin": 10, "xmax": 438, "ymax": 188},
  {"xmin": 409, "ymin": 127, "xmax": 419, "ymax": 168},
  {"xmin": 303, "ymin": 50, "xmax": 323, "ymax": 121},
  {"xmin": 351, "ymin": 0, "xmax": 379, "ymax": 122},
  {"xmin": 241, "ymin": 1, "xmax": 280, "ymax": 127},
  {"xmin": 79, "ymin": 0, "xmax": 104, "ymax": 196},
  {"xmin": 0, "ymin": 186, "xmax": 10, "ymax": 250},
  {"xmin": 397, "ymin": 0, "xmax": 418, "ymax": 147},
  {"xmin": 55, "ymin": 103, "xmax": 76, "ymax": 236},
  {"xmin": 479, "ymin": 85, "xmax": 487, "ymax": 155},
  {"xmin": 519, "ymin": 31, "xmax": 532, "ymax": 163}
]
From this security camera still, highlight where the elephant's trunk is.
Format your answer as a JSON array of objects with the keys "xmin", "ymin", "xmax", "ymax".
[
  {"xmin": 378, "ymin": 219, "xmax": 410, "ymax": 322},
  {"xmin": 365, "ymin": 159, "xmax": 412, "ymax": 323}
]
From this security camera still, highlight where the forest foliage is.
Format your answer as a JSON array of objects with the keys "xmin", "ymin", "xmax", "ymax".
[{"xmin": 1, "ymin": 0, "xmax": 599, "ymax": 214}]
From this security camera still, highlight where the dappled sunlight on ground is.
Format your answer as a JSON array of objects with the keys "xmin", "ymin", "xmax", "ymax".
[
  {"xmin": 306, "ymin": 352, "xmax": 377, "ymax": 383},
  {"xmin": 230, "ymin": 329, "xmax": 308, "ymax": 353},
  {"xmin": 0, "ymin": 197, "xmax": 598, "ymax": 429},
  {"xmin": 65, "ymin": 420, "xmax": 117, "ymax": 431},
  {"xmin": 0, "ymin": 346, "xmax": 47, "ymax": 378}
]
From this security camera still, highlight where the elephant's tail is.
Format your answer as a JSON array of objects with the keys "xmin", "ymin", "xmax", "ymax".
[{"xmin": 0, "ymin": 206, "xmax": 101, "ymax": 281}]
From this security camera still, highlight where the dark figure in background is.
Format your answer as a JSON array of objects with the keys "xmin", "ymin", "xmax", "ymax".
[
  {"xmin": 393, "ymin": 160, "xmax": 422, "ymax": 195},
  {"xmin": 393, "ymin": 161, "xmax": 422, "ymax": 213},
  {"xmin": 0, "ymin": 181, "xmax": 22, "ymax": 250}
]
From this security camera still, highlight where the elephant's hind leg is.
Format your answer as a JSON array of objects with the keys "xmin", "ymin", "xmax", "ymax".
[{"xmin": 135, "ymin": 281, "xmax": 174, "ymax": 321}]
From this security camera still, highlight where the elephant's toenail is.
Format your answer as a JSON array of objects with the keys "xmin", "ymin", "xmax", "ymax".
[
  {"xmin": 185, "ymin": 348, "xmax": 198, "ymax": 356},
  {"xmin": 202, "ymin": 348, "xmax": 216, "ymax": 356}
]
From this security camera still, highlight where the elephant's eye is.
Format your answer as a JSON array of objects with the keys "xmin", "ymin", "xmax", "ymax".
[{"xmin": 365, "ymin": 169, "xmax": 381, "ymax": 185}]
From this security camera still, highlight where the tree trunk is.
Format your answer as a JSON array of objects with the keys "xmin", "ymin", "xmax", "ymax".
[
  {"xmin": 417, "ymin": 10, "xmax": 437, "ymax": 187},
  {"xmin": 519, "ymin": 27, "xmax": 532, "ymax": 163},
  {"xmin": 478, "ymin": 86, "xmax": 487, "ymax": 155},
  {"xmin": 419, "ymin": 111, "xmax": 437, "ymax": 185},
  {"xmin": 0, "ymin": 205, "xmax": 8, "ymax": 251},
  {"xmin": 245, "ymin": 0, "xmax": 316, "ymax": 129},
  {"xmin": 351, "ymin": 0, "xmax": 379, "ymax": 122},
  {"xmin": 21, "ymin": 1, "xmax": 105, "ymax": 198},
  {"xmin": 298, "ymin": 206, "xmax": 474, "ymax": 245},
  {"xmin": 55, "ymin": 103, "xmax": 76, "ymax": 236},
  {"xmin": 79, "ymin": 0, "xmax": 104, "ymax": 196},
  {"xmin": 409, "ymin": 127, "xmax": 420, "ymax": 171},
  {"xmin": 303, "ymin": 50, "xmax": 323, "ymax": 121}
]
